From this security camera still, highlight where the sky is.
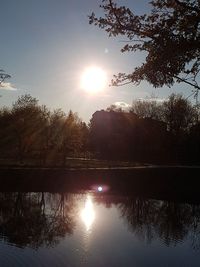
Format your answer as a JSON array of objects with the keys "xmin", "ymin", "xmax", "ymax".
[{"xmin": 0, "ymin": 0, "xmax": 196, "ymax": 122}]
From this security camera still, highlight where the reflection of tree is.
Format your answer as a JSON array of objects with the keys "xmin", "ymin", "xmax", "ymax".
[
  {"xmin": 190, "ymin": 205, "xmax": 200, "ymax": 250},
  {"xmin": 118, "ymin": 198, "xmax": 158, "ymax": 244},
  {"xmin": 117, "ymin": 197, "xmax": 200, "ymax": 249},
  {"xmin": 155, "ymin": 202, "xmax": 191, "ymax": 246},
  {"xmin": 0, "ymin": 193, "xmax": 78, "ymax": 249}
]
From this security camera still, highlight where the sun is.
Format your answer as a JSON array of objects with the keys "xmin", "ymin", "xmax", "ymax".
[{"xmin": 80, "ymin": 66, "xmax": 107, "ymax": 94}]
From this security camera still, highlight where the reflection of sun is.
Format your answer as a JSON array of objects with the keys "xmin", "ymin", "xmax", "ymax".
[
  {"xmin": 81, "ymin": 195, "xmax": 95, "ymax": 231},
  {"xmin": 80, "ymin": 66, "xmax": 107, "ymax": 94}
]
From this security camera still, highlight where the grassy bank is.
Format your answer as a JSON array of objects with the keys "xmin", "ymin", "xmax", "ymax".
[{"xmin": 0, "ymin": 157, "xmax": 149, "ymax": 168}]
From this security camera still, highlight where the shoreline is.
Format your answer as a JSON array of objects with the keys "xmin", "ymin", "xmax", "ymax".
[
  {"xmin": 0, "ymin": 164, "xmax": 200, "ymax": 170},
  {"xmin": 0, "ymin": 166, "xmax": 199, "ymax": 201}
]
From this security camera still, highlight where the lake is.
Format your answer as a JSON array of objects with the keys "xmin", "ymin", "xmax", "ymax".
[{"xmin": 0, "ymin": 190, "xmax": 200, "ymax": 267}]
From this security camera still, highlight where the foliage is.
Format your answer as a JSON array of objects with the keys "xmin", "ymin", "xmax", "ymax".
[
  {"xmin": 0, "ymin": 93, "xmax": 200, "ymax": 165},
  {"xmin": 89, "ymin": 0, "xmax": 200, "ymax": 90},
  {"xmin": 89, "ymin": 94, "xmax": 200, "ymax": 163},
  {"xmin": 131, "ymin": 99, "xmax": 163, "ymax": 120},
  {"xmin": 162, "ymin": 94, "xmax": 197, "ymax": 134},
  {"xmin": 90, "ymin": 109, "xmax": 168, "ymax": 161},
  {"xmin": 11, "ymin": 95, "xmax": 49, "ymax": 162},
  {"xmin": 0, "ymin": 95, "xmax": 86, "ymax": 165},
  {"xmin": 59, "ymin": 111, "xmax": 83, "ymax": 165},
  {"xmin": 132, "ymin": 94, "xmax": 197, "ymax": 134}
]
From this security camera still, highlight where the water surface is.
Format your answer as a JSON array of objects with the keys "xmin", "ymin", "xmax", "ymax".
[{"xmin": 0, "ymin": 191, "xmax": 200, "ymax": 267}]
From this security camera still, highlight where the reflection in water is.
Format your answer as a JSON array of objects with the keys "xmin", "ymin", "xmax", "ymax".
[
  {"xmin": 0, "ymin": 192, "xmax": 200, "ymax": 266},
  {"xmin": 0, "ymin": 192, "xmax": 78, "ymax": 249},
  {"xmin": 116, "ymin": 197, "xmax": 200, "ymax": 249},
  {"xmin": 81, "ymin": 195, "xmax": 95, "ymax": 231},
  {"xmin": 0, "ymin": 192, "xmax": 200, "ymax": 253},
  {"xmin": 93, "ymin": 195, "xmax": 200, "ymax": 250}
]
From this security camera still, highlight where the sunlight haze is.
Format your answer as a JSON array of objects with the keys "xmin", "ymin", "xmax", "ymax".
[{"xmin": 0, "ymin": 0, "xmax": 195, "ymax": 122}]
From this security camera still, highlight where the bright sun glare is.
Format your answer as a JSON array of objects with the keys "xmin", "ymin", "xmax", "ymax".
[
  {"xmin": 81, "ymin": 195, "xmax": 95, "ymax": 231},
  {"xmin": 81, "ymin": 66, "xmax": 107, "ymax": 94}
]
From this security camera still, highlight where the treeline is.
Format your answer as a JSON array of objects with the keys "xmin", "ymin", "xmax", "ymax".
[
  {"xmin": 0, "ymin": 93, "xmax": 200, "ymax": 165},
  {"xmin": 91, "ymin": 94, "xmax": 200, "ymax": 164},
  {"xmin": 0, "ymin": 95, "xmax": 89, "ymax": 165}
]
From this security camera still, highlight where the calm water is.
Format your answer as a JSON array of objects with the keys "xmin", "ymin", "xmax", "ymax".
[{"xmin": 0, "ymin": 191, "xmax": 200, "ymax": 267}]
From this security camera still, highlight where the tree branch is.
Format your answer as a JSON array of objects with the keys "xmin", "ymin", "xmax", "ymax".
[
  {"xmin": 173, "ymin": 0, "xmax": 200, "ymax": 13},
  {"xmin": 111, "ymin": 80, "xmax": 133, "ymax": 86},
  {"xmin": 174, "ymin": 75, "xmax": 200, "ymax": 90}
]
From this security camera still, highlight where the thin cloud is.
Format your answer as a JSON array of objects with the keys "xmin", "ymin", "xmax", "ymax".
[
  {"xmin": 114, "ymin": 101, "xmax": 131, "ymax": 110},
  {"xmin": 137, "ymin": 97, "xmax": 165, "ymax": 103},
  {"xmin": 0, "ymin": 82, "xmax": 17, "ymax": 91}
]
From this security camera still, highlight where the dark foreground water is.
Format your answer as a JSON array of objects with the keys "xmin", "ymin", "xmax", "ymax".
[{"xmin": 0, "ymin": 191, "xmax": 200, "ymax": 267}]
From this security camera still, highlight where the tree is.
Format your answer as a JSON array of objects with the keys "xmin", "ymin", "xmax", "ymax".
[
  {"xmin": 0, "ymin": 69, "xmax": 11, "ymax": 87},
  {"xmin": 162, "ymin": 94, "xmax": 196, "ymax": 135},
  {"xmin": 49, "ymin": 110, "xmax": 88, "ymax": 165},
  {"xmin": 0, "ymin": 107, "xmax": 14, "ymax": 158},
  {"xmin": 48, "ymin": 108, "xmax": 66, "ymax": 158},
  {"xmin": 59, "ymin": 111, "xmax": 84, "ymax": 165},
  {"xmin": 89, "ymin": 109, "xmax": 168, "ymax": 161},
  {"xmin": 79, "ymin": 121, "xmax": 90, "ymax": 156},
  {"xmin": 106, "ymin": 104, "xmax": 123, "ymax": 112},
  {"xmin": 89, "ymin": 110, "xmax": 135, "ymax": 159},
  {"xmin": 34, "ymin": 105, "xmax": 51, "ymax": 165},
  {"xmin": 12, "ymin": 94, "xmax": 48, "ymax": 163},
  {"xmin": 89, "ymin": 0, "xmax": 200, "ymax": 91},
  {"xmin": 131, "ymin": 99, "xmax": 163, "ymax": 120}
]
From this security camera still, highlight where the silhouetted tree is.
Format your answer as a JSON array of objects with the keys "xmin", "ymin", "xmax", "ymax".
[
  {"xmin": 90, "ymin": 109, "xmax": 168, "ymax": 162},
  {"xmin": 130, "ymin": 94, "xmax": 199, "ymax": 163},
  {"xmin": 185, "ymin": 122, "xmax": 200, "ymax": 164},
  {"xmin": 90, "ymin": 110, "xmax": 138, "ymax": 159},
  {"xmin": 48, "ymin": 108, "xmax": 66, "ymax": 163},
  {"xmin": 11, "ymin": 95, "xmax": 49, "ymax": 163},
  {"xmin": 60, "ymin": 111, "xmax": 77, "ymax": 165},
  {"xmin": 131, "ymin": 99, "xmax": 163, "ymax": 120},
  {"xmin": 0, "ymin": 107, "xmax": 14, "ymax": 158},
  {"xmin": 106, "ymin": 104, "xmax": 123, "ymax": 112},
  {"xmin": 162, "ymin": 94, "xmax": 196, "ymax": 135},
  {"xmin": 89, "ymin": 0, "xmax": 200, "ymax": 91},
  {"xmin": 79, "ymin": 121, "xmax": 90, "ymax": 157},
  {"xmin": 34, "ymin": 105, "xmax": 51, "ymax": 165},
  {"xmin": 136, "ymin": 117, "xmax": 168, "ymax": 162},
  {"xmin": 0, "ymin": 95, "xmax": 90, "ymax": 165},
  {"xmin": 0, "ymin": 69, "xmax": 11, "ymax": 87},
  {"xmin": 1, "ymin": 92, "xmax": 200, "ymax": 165}
]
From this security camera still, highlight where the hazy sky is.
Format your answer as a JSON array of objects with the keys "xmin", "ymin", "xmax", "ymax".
[{"xmin": 0, "ymin": 0, "xmax": 195, "ymax": 122}]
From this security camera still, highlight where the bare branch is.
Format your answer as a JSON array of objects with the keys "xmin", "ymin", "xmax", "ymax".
[{"xmin": 174, "ymin": 75, "xmax": 200, "ymax": 90}]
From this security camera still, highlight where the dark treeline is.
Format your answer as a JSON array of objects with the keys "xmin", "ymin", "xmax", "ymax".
[
  {"xmin": 90, "ymin": 94, "xmax": 200, "ymax": 164},
  {"xmin": 0, "ymin": 94, "xmax": 89, "ymax": 166},
  {"xmin": 0, "ymin": 93, "xmax": 200, "ymax": 165}
]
